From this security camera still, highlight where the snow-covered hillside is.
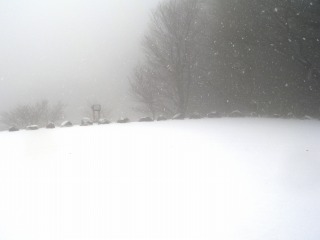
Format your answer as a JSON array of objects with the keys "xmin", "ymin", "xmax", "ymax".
[{"xmin": 0, "ymin": 119, "xmax": 320, "ymax": 240}]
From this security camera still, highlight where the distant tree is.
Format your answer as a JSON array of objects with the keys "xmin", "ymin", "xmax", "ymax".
[
  {"xmin": 132, "ymin": 0, "xmax": 320, "ymax": 118},
  {"xmin": 49, "ymin": 101, "xmax": 66, "ymax": 123},
  {"xmin": 0, "ymin": 100, "xmax": 65, "ymax": 128},
  {"xmin": 130, "ymin": 65, "xmax": 160, "ymax": 119},
  {"xmin": 208, "ymin": 0, "xmax": 320, "ymax": 116},
  {"xmin": 137, "ymin": 0, "xmax": 207, "ymax": 115}
]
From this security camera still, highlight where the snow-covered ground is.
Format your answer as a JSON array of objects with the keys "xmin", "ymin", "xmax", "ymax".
[{"xmin": 0, "ymin": 118, "xmax": 320, "ymax": 240}]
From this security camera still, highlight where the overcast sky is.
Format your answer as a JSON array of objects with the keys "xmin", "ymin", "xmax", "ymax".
[{"xmin": 0, "ymin": 0, "xmax": 160, "ymax": 120}]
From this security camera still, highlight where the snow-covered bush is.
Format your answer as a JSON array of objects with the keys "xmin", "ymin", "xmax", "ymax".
[
  {"xmin": 229, "ymin": 110, "xmax": 244, "ymax": 118},
  {"xmin": 189, "ymin": 112, "xmax": 202, "ymax": 119},
  {"xmin": 8, "ymin": 126, "xmax": 19, "ymax": 132},
  {"xmin": 139, "ymin": 117, "xmax": 153, "ymax": 122},
  {"xmin": 46, "ymin": 122, "xmax": 55, "ymax": 129},
  {"xmin": 98, "ymin": 119, "xmax": 110, "ymax": 125},
  {"xmin": 250, "ymin": 112, "xmax": 259, "ymax": 117},
  {"xmin": 117, "ymin": 118, "xmax": 130, "ymax": 123},
  {"xmin": 286, "ymin": 112, "xmax": 294, "ymax": 119},
  {"xmin": 207, "ymin": 112, "xmax": 221, "ymax": 118},
  {"xmin": 172, "ymin": 113, "xmax": 184, "ymax": 120},
  {"xmin": 61, "ymin": 121, "xmax": 73, "ymax": 127},
  {"xmin": 26, "ymin": 125, "xmax": 39, "ymax": 130},
  {"xmin": 157, "ymin": 115, "xmax": 167, "ymax": 121},
  {"xmin": 303, "ymin": 115, "xmax": 313, "ymax": 120},
  {"xmin": 80, "ymin": 118, "xmax": 93, "ymax": 126}
]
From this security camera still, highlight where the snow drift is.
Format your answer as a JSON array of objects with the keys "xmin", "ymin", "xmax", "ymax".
[{"xmin": 0, "ymin": 119, "xmax": 320, "ymax": 240}]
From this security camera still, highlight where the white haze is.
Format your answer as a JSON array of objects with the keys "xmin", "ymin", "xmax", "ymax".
[{"xmin": 0, "ymin": 0, "xmax": 160, "ymax": 121}]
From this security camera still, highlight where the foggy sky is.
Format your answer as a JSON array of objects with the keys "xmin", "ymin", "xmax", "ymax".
[{"xmin": 0, "ymin": 0, "xmax": 160, "ymax": 121}]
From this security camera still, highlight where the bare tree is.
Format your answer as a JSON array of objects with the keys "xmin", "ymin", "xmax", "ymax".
[
  {"xmin": 130, "ymin": 65, "xmax": 160, "ymax": 119},
  {"xmin": 1, "ymin": 100, "xmax": 65, "ymax": 128},
  {"xmin": 135, "ymin": 0, "xmax": 206, "ymax": 115},
  {"xmin": 49, "ymin": 101, "xmax": 66, "ymax": 123},
  {"xmin": 132, "ymin": 0, "xmax": 320, "ymax": 118}
]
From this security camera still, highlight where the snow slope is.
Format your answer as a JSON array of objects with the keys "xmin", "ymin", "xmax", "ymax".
[{"xmin": 0, "ymin": 119, "xmax": 320, "ymax": 240}]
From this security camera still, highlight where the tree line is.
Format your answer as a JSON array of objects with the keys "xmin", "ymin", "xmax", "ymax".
[
  {"xmin": 2, "ymin": 0, "xmax": 319, "ymax": 128},
  {"xmin": 130, "ymin": 0, "xmax": 320, "ymax": 118},
  {"xmin": 1, "ymin": 100, "xmax": 64, "ymax": 129}
]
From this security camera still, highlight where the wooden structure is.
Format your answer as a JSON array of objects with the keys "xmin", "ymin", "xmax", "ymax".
[{"xmin": 91, "ymin": 104, "xmax": 101, "ymax": 123}]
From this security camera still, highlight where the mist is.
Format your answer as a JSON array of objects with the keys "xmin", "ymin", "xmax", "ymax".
[
  {"xmin": 0, "ymin": 0, "xmax": 160, "ymax": 121},
  {"xmin": 0, "ymin": 1, "xmax": 320, "ymax": 239}
]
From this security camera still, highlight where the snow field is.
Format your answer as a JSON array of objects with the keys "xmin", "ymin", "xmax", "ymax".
[{"xmin": 0, "ymin": 119, "xmax": 320, "ymax": 240}]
